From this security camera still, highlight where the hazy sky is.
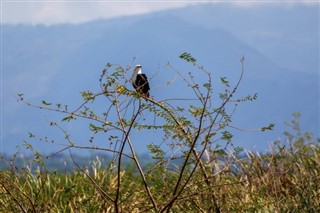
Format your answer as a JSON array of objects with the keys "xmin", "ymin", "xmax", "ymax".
[
  {"xmin": 1, "ymin": 1, "xmax": 204, "ymax": 25},
  {"xmin": 1, "ymin": 1, "xmax": 316, "ymax": 25}
]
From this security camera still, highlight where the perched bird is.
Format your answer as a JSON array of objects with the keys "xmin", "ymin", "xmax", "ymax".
[{"xmin": 130, "ymin": 64, "xmax": 150, "ymax": 98}]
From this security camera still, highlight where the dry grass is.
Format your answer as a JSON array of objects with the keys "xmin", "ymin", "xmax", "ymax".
[{"xmin": 1, "ymin": 129, "xmax": 319, "ymax": 212}]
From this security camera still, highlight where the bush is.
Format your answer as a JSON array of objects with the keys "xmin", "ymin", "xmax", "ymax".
[{"xmin": 4, "ymin": 54, "xmax": 316, "ymax": 212}]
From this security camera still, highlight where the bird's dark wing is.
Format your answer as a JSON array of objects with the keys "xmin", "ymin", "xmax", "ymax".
[
  {"xmin": 134, "ymin": 74, "xmax": 150, "ymax": 97},
  {"xmin": 141, "ymin": 74, "xmax": 150, "ymax": 97},
  {"xmin": 140, "ymin": 74, "xmax": 150, "ymax": 91},
  {"xmin": 134, "ymin": 75, "xmax": 143, "ymax": 89}
]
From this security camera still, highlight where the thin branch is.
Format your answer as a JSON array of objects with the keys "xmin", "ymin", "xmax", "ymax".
[
  {"xmin": 163, "ymin": 71, "xmax": 212, "ymax": 212},
  {"xmin": 18, "ymin": 96, "xmax": 123, "ymax": 132},
  {"xmin": 0, "ymin": 174, "xmax": 36, "ymax": 212},
  {"xmin": 69, "ymin": 150, "xmax": 114, "ymax": 203},
  {"xmin": 1, "ymin": 182, "xmax": 27, "ymax": 213},
  {"xmin": 114, "ymin": 98, "xmax": 158, "ymax": 211}
]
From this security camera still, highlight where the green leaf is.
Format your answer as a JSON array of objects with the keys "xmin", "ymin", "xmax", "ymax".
[
  {"xmin": 234, "ymin": 146, "xmax": 244, "ymax": 155},
  {"xmin": 23, "ymin": 141, "xmax": 33, "ymax": 150},
  {"xmin": 177, "ymin": 107, "xmax": 185, "ymax": 112},
  {"xmin": 28, "ymin": 132, "xmax": 35, "ymax": 138},
  {"xmin": 261, "ymin": 123, "xmax": 275, "ymax": 131},
  {"xmin": 147, "ymin": 144, "xmax": 165, "ymax": 160},
  {"xmin": 203, "ymin": 82, "xmax": 212, "ymax": 91},
  {"xmin": 179, "ymin": 52, "xmax": 197, "ymax": 63},
  {"xmin": 221, "ymin": 131, "xmax": 233, "ymax": 142},
  {"xmin": 219, "ymin": 93, "xmax": 228, "ymax": 100},
  {"xmin": 62, "ymin": 115, "xmax": 75, "ymax": 122},
  {"xmin": 236, "ymin": 93, "xmax": 258, "ymax": 102},
  {"xmin": 102, "ymin": 121, "xmax": 112, "ymax": 127},
  {"xmin": 42, "ymin": 100, "xmax": 52, "ymax": 106},
  {"xmin": 211, "ymin": 149, "xmax": 227, "ymax": 156},
  {"xmin": 220, "ymin": 77, "xmax": 230, "ymax": 87},
  {"xmin": 189, "ymin": 105, "xmax": 203, "ymax": 116},
  {"xmin": 89, "ymin": 124, "xmax": 105, "ymax": 133},
  {"xmin": 204, "ymin": 132, "xmax": 216, "ymax": 142},
  {"xmin": 81, "ymin": 91, "xmax": 95, "ymax": 101}
]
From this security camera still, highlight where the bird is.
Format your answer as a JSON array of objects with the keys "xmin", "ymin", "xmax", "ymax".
[{"xmin": 130, "ymin": 64, "xmax": 150, "ymax": 98}]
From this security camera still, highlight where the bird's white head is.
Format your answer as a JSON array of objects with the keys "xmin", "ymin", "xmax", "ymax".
[
  {"xmin": 135, "ymin": 64, "xmax": 142, "ymax": 74},
  {"xmin": 130, "ymin": 64, "xmax": 142, "ymax": 83}
]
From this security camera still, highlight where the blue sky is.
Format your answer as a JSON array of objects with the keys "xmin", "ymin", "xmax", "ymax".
[
  {"xmin": 1, "ymin": 1, "xmax": 202, "ymax": 25},
  {"xmin": 1, "ymin": 1, "xmax": 317, "ymax": 25},
  {"xmin": 0, "ymin": 1, "xmax": 319, "ymax": 155}
]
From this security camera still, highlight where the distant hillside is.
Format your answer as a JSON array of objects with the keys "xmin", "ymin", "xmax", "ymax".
[{"xmin": 2, "ymin": 3, "xmax": 319, "ymax": 154}]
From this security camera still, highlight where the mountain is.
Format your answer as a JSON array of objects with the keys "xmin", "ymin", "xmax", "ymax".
[
  {"xmin": 173, "ymin": 3, "xmax": 319, "ymax": 74},
  {"xmin": 1, "ymin": 3, "xmax": 319, "ymax": 155}
]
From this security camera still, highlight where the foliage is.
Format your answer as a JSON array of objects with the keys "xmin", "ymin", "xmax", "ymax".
[
  {"xmin": 1, "ymin": 54, "xmax": 291, "ymax": 212},
  {"xmin": 1, "ymin": 115, "xmax": 319, "ymax": 212}
]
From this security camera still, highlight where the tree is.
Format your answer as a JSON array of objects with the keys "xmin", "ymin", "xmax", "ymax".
[{"xmin": 16, "ymin": 53, "xmax": 273, "ymax": 212}]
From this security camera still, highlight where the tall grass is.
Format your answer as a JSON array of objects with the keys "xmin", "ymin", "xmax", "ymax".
[{"xmin": 1, "ymin": 126, "xmax": 319, "ymax": 212}]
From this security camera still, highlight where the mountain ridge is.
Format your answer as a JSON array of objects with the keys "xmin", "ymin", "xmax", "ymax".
[{"xmin": 2, "ymin": 4, "xmax": 319, "ymax": 154}]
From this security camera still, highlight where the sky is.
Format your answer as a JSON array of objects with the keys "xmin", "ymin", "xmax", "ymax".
[
  {"xmin": 1, "ymin": 1, "xmax": 203, "ymax": 25},
  {"xmin": 0, "ymin": 0, "xmax": 319, "ymax": 156},
  {"xmin": 1, "ymin": 1, "xmax": 317, "ymax": 25}
]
